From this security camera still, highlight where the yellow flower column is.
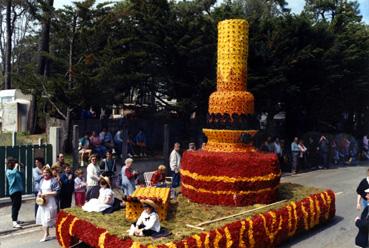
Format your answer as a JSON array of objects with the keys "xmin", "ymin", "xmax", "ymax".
[{"xmin": 204, "ymin": 19, "xmax": 256, "ymax": 152}]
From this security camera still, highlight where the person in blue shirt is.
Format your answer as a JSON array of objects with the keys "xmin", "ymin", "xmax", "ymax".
[
  {"xmin": 5, "ymin": 157, "xmax": 24, "ymax": 228},
  {"xmin": 33, "ymin": 158, "xmax": 44, "ymax": 217},
  {"xmin": 134, "ymin": 129, "xmax": 147, "ymax": 157},
  {"xmin": 291, "ymin": 137, "xmax": 300, "ymax": 174}
]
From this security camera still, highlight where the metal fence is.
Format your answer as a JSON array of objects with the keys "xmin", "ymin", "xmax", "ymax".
[{"xmin": 0, "ymin": 144, "xmax": 52, "ymax": 197}]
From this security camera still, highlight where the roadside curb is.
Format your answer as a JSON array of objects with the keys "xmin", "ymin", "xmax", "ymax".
[
  {"xmin": 0, "ymin": 223, "xmax": 39, "ymax": 238},
  {"xmin": 0, "ymin": 195, "xmax": 35, "ymax": 207}
]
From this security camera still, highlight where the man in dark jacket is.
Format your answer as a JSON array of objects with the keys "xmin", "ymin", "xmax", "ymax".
[{"xmin": 356, "ymin": 193, "xmax": 369, "ymax": 248}]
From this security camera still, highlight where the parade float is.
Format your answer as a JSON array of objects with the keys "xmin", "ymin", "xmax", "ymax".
[{"xmin": 56, "ymin": 19, "xmax": 336, "ymax": 248}]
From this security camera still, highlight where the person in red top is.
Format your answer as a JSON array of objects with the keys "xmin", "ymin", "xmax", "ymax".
[{"xmin": 150, "ymin": 165, "xmax": 166, "ymax": 187}]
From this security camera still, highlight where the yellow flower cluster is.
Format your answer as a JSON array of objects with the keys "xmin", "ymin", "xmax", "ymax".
[
  {"xmin": 181, "ymin": 169, "xmax": 281, "ymax": 183},
  {"xmin": 57, "ymin": 215, "xmax": 69, "ymax": 248},
  {"xmin": 125, "ymin": 187, "xmax": 170, "ymax": 222},
  {"xmin": 208, "ymin": 91, "xmax": 254, "ymax": 115},
  {"xmin": 260, "ymin": 211, "xmax": 283, "ymax": 244},
  {"xmin": 217, "ymin": 19, "xmax": 249, "ymax": 89},
  {"xmin": 181, "ymin": 182, "xmax": 277, "ymax": 196},
  {"xmin": 204, "ymin": 141, "xmax": 256, "ymax": 152},
  {"xmin": 98, "ymin": 231, "xmax": 108, "ymax": 248},
  {"xmin": 301, "ymin": 202, "xmax": 310, "ymax": 230},
  {"xmin": 224, "ymin": 227, "xmax": 233, "ymax": 248},
  {"xmin": 286, "ymin": 202, "xmax": 298, "ymax": 237},
  {"xmin": 203, "ymin": 129, "xmax": 257, "ymax": 143},
  {"xmin": 203, "ymin": 129, "xmax": 257, "ymax": 152},
  {"xmin": 247, "ymin": 218, "xmax": 255, "ymax": 248},
  {"xmin": 322, "ymin": 191, "xmax": 332, "ymax": 220},
  {"xmin": 69, "ymin": 217, "xmax": 78, "ymax": 236}
]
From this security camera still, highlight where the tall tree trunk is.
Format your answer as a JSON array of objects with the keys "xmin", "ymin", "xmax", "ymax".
[
  {"xmin": 63, "ymin": 107, "xmax": 72, "ymax": 153},
  {"xmin": 63, "ymin": 15, "xmax": 77, "ymax": 151},
  {"xmin": 4, "ymin": 0, "xmax": 12, "ymax": 89},
  {"xmin": 38, "ymin": 0, "xmax": 53, "ymax": 76},
  {"xmin": 31, "ymin": 0, "xmax": 53, "ymax": 133}
]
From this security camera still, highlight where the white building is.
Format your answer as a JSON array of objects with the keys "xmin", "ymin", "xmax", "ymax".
[{"xmin": 0, "ymin": 89, "xmax": 32, "ymax": 132}]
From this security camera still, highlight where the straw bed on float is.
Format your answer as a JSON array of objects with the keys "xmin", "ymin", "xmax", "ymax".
[{"xmin": 64, "ymin": 183, "xmax": 323, "ymax": 245}]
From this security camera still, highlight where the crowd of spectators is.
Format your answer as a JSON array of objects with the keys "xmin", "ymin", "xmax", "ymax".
[
  {"xmin": 260, "ymin": 133, "xmax": 365, "ymax": 174},
  {"xmin": 78, "ymin": 127, "xmax": 148, "ymax": 165}
]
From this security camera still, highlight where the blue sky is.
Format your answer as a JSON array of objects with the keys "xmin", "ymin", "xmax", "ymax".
[{"xmin": 55, "ymin": 0, "xmax": 369, "ymax": 23}]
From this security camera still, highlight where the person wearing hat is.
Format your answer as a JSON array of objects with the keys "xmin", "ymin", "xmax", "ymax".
[
  {"xmin": 82, "ymin": 176, "xmax": 114, "ymax": 212},
  {"xmin": 150, "ymin": 165, "xmax": 167, "ymax": 187},
  {"xmin": 129, "ymin": 199, "xmax": 161, "ymax": 237}
]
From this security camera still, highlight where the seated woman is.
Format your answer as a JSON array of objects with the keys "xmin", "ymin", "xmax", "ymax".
[
  {"xmin": 150, "ymin": 165, "xmax": 166, "ymax": 187},
  {"xmin": 82, "ymin": 176, "xmax": 114, "ymax": 212},
  {"xmin": 78, "ymin": 132, "xmax": 92, "ymax": 166},
  {"xmin": 129, "ymin": 199, "xmax": 160, "ymax": 237}
]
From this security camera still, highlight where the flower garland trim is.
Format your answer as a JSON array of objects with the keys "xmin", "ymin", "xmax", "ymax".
[
  {"xmin": 247, "ymin": 217, "xmax": 255, "ymax": 248},
  {"xmin": 224, "ymin": 227, "xmax": 233, "ymax": 248},
  {"xmin": 98, "ymin": 231, "xmax": 108, "ymax": 248},
  {"xmin": 56, "ymin": 190, "xmax": 335, "ymax": 248},
  {"xmin": 181, "ymin": 181, "xmax": 278, "ymax": 196},
  {"xmin": 57, "ymin": 214, "xmax": 69, "ymax": 248},
  {"xmin": 181, "ymin": 169, "xmax": 281, "ymax": 183},
  {"xmin": 69, "ymin": 217, "xmax": 79, "ymax": 236}
]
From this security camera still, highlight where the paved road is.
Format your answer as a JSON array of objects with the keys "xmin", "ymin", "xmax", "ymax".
[
  {"xmin": 0, "ymin": 163, "xmax": 366, "ymax": 248},
  {"xmin": 280, "ymin": 165, "xmax": 368, "ymax": 248}
]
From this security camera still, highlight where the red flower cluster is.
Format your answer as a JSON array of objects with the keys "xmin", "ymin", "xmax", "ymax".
[
  {"xmin": 181, "ymin": 150, "xmax": 280, "ymax": 177},
  {"xmin": 180, "ymin": 150, "xmax": 280, "ymax": 206},
  {"xmin": 56, "ymin": 190, "xmax": 335, "ymax": 248},
  {"xmin": 57, "ymin": 211, "xmax": 133, "ymax": 248}
]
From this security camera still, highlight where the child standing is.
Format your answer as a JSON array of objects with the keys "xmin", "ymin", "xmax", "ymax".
[{"xmin": 74, "ymin": 169, "xmax": 87, "ymax": 207}]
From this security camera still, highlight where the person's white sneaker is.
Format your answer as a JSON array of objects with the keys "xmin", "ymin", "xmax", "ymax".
[
  {"xmin": 128, "ymin": 153, "xmax": 133, "ymax": 158},
  {"xmin": 40, "ymin": 236, "xmax": 49, "ymax": 242},
  {"xmin": 12, "ymin": 222, "xmax": 21, "ymax": 228}
]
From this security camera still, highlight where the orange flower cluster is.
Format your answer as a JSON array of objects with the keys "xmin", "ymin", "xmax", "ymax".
[
  {"xmin": 125, "ymin": 187, "xmax": 170, "ymax": 222},
  {"xmin": 203, "ymin": 129, "xmax": 257, "ymax": 152},
  {"xmin": 56, "ymin": 190, "xmax": 335, "ymax": 248},
  {"xmin": 203, "ymin": 129, "xmax": 257, "ymax": 143},
  {"xmin": 208, "ymin": 91, "xmax": 254, "ymax": 115}
]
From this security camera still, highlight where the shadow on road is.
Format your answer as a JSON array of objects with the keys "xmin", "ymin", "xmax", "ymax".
[{"xmin": 280, "ymin": 215, "xmax": 344, "ymax": 247}]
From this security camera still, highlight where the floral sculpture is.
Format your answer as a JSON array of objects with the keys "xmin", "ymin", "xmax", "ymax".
[
  {"xmin": 181, "ymin": 19, "xmax": 281, "ymax": 206},
  {"xmin": 56, "ymin": 19, "xmax": 336, "ymax": 248}
]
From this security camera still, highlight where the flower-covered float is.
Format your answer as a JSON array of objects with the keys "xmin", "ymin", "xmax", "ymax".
[
  {"xmin": 56, "ymin": 19, "xmax": 336, "ymax": 248},
  {"xmin": 181, "ymin": 19, "xmax": 279, "ymax": 206}
]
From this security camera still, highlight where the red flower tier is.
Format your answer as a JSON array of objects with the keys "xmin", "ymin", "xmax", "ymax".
[{"xmin": 181, "ymin": 150, "xmax": 281, "ymax": 206}]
